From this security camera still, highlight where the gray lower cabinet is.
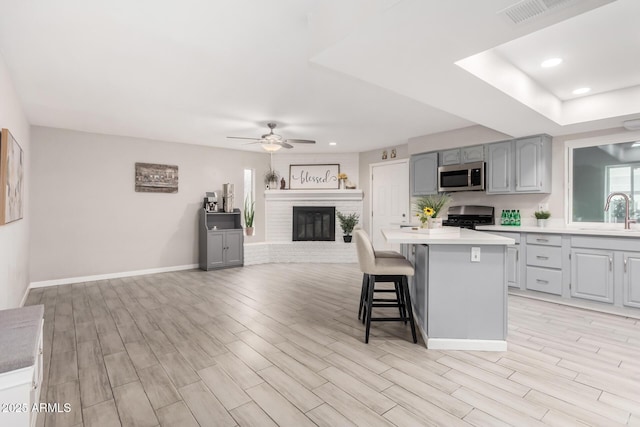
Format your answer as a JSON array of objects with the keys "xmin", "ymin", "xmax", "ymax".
[
  {"xmin": 201, "ymin": 229, "xmax": 244, "ymax": 270},
  {"xmin": 506, "ymin": 245, "xmax": 519, "ymax": 288},
  {"xmin": 525, "ymin": 233, "xmax": 562, "ymax": 295},
  {"xmin": 623, "ymin": 252, "xmax": 640, "ymax": 308},
  {"xmin": 410, "ymin": 152, "xmax": 438, "ymax": 196},
  {"xmin": 570, "ymin": 248, "xmax": 614, "ymax": 303}
]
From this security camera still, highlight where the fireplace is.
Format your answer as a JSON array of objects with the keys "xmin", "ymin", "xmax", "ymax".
[{"xmin": 292, "ymin": 206, "xmax": 335, "ymax": 241}]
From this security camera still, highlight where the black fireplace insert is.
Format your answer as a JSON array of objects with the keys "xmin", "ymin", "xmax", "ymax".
[{"xmin": 292, "ymin": 206, "xmax": 335, "ymax": 241}]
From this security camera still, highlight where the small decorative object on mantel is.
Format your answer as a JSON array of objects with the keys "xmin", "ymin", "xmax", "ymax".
[
  {"xmin": 414, "ymin": 193, "xmax": 451, "ymax": 229},
  {"xmin": 280, "ymin": 177, "xmax": 286, "ymax": 190},
  {"xmin": 264, "ymin": 168, "xmax": 279, "ymax": 190},
  {"xmin": 244, "ymin": 195, "xmax": 255, "ymax": 236},
  {"xmin": 289, "ymin": 164, "xmax": 339, "ymax": 189},
  {"xmin": 338, "ymin": 172, "xmax": 348, "ymax": 189},
  {"xmin": 135, "ymin": 162, "xmax": 178, "ymax": 193},
  {"xmin": 391, "ymin": 149, "xmax": 397, "ymax": 158},
  {"xmin": 336, "ymin": 211, "xmax": 359, "ymax": 242},
  {"xmin": 0, "ymin": 128, "xmax": 24, "ymax": 225},
  {"xmin": 382, "ymin": 150, "xmax": 388, "ymax": 160},
  {"xmin": 534, "ymin": 210, "xmax": 550, "ymax": 227}
]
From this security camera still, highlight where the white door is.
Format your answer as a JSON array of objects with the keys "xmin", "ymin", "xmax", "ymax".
[{"xmin": 371, "ymin": 161, "xmax": 409, "ymax": 251}]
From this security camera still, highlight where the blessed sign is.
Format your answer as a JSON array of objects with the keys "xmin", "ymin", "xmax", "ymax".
[{"xmin": 289, "ymin": 164, "xmax": 340, "ymax": 189}]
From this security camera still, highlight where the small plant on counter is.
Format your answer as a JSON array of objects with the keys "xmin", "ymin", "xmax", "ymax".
[
  {"xmin": 414, "ymin": 193, "xmax": 452, "ymax": 218},
  {"xmin": 336, "ymin": 211, "xmax": 359, "ymax": 242},
  {"xmin": 534, "ymin": 210, "xmax": 551, "ymax": 219}
]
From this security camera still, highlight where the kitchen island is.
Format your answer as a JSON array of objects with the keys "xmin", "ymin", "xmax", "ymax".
[{"xmin": 382, "ymin": 228, "xmax": 514, "ymax": 351}]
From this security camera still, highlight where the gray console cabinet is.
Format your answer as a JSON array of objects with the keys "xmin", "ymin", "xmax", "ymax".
[
  {"xmin": 199, "ymin": 209, "xmax": 244, "ymax": 270},
  {"xmin": 410, "ymin": 152, "xmax": 438, "ymax": 196}
]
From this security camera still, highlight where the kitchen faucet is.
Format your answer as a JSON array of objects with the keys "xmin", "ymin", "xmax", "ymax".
[{"xmin": 604, "ymin": 192, "xmax": 637, "ymax": 230}]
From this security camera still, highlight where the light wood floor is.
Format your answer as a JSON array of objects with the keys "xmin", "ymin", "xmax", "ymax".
[{"xmin": 25, "ymin": 263, "xmax": 640, "ymax": 427}]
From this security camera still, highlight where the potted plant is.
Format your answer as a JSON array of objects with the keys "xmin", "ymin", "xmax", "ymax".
[
  {"xmin": 414, "ymin": 193, "xmax": 452, "ymax": 228},
  {"xmin": 244, "ymin": 195, "xmax": 255, "ymax": 236},
  {"xmin": 264, "ymin": 168, "xmax": 279, "ymax": 190},
  {"xmin": 336, "ymin": 211, "xmax": 359, "ymax": 242},
  {"xmin": 534, "ymin": 210, "xmax": 551, "ymax": 227}
]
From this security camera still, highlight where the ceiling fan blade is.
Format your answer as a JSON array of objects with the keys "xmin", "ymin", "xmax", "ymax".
[
  {"xmin": 242, "ymin": 141, "xmax": 263, "ymax": 145},
  {"xmin": 286, "ymin": 139, "xmax": 316, "ymax": 144},
  {"xmin": 279, "ymin": 141, "xmax": 294, "ymax": 149},
  {"xmin": 227, "ymin": 136, "xmax": 262, "ymax": 141}
]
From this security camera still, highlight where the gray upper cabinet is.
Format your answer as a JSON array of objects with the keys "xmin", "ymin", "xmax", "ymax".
[
  {"xmin": 461, "ymin": 145, "xmax": 484, "ymax": 164},
  {"xmin": 487, "ymin": 134, "xmax": 552, "ymax": 194},
  {"xmin": 439, "ymin": 145, "xmax": 484, "ymax": 166},
  {"xmin": 440, "ymin": 149, "xmax": 461, "ymax": 165},
  {"xmin": 486, "ymin": 141, "xmax": 512, "ymax": 193},
  {"xmin": 410, "ymin": 152, "xmax": 438, "ymax": 196}
]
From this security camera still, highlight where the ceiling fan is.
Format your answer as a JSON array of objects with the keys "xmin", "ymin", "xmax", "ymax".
[{"xmin": 227, "ymin": 122, "xmax": 316, "ymax": 152}]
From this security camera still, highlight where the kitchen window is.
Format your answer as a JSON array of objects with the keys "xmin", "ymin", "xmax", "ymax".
[{"xmin": 568, "ymin": 131, "xmax": 640, "ymax": 225}]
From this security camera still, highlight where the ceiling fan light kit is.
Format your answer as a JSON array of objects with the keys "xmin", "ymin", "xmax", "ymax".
[{"xmin": 227, "ymin": 122, "xmax": 316, "ymax": 152}]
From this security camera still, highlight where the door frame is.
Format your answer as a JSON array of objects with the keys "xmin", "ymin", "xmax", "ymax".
[{"xmin": 369, "ymin": 159, "xmax": 410, "ymax": 237}]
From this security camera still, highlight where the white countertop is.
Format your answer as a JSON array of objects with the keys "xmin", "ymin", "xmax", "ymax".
[
  {"xmin": 477, "ymin": 224, "xmax": 640, "ymax": 238},
  {"xmin": 382, "ymin": 228, "xmax": 515, "ymax": 245}
]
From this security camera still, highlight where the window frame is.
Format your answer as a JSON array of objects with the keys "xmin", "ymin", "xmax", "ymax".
[{"xmin": 565, "ymin": 129, "xmax": 640, "ymax": 227}]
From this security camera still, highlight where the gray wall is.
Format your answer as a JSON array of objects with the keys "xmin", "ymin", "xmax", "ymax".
[
  {"xmin": 0, "ymin": 53, "xmax": 31, "ymax": 309},
  {"xmin": 30, "ymin": 127, "xmax": 269, "ymax": 283}
]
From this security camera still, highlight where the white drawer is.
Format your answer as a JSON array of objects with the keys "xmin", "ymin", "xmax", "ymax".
[
  {"xmin": 526, "ymin": 233, "xmax": 561, "ymax": 246},
  {"xmin": 526, "ymin": 266, "xmax": 562, "ymax": 295},
  {"xmin": 526, "ymin": 245, "xmax": 562, "ymax": 269}
]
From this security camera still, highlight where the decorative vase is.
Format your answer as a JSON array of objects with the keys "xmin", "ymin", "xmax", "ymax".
[
  {"xmin": 245, "ymin": 227, "xmax": 254, "ymax": 236},
  {"xmin": 431, "ymin": 217, "xmax": 443, "ymax": 229},
  {"xmin": 339, "ymin": 179, "xmax": 346, "ymax": 190},
  {"xmin": 537, "ymin": 219, "xmax": 547, "ymax": 228},
  {"xmin": 343, "ymin": 235, "xmax": 352, "ymax": 243}
]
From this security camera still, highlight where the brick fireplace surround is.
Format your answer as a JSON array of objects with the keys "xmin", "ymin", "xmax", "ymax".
[{"xmin": 244, "ymin": 189, "xmax": 363, "ymax": 265}]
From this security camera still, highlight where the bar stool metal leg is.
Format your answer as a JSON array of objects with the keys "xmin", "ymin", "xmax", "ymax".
[
  {"xmin": 358, "ymin": 273, "xmax": 368, "ymax": 320},
  {"xmin": 401, "ymin": 275, "xmax": 417, "ymax": 343},
  {"xmin": 365, "ymin": 274, "xmax": 376, "ymax": 344}
]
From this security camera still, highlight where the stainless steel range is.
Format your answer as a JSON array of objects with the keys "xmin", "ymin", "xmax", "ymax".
[{"xmin": 442, "ymin": 205, "xmax": 495, "ymax": 230}]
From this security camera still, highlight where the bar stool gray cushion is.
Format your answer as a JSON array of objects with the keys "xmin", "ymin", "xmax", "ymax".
[{"xmin": 354, "ymin": 230, "xmax": 414, "ymax": 276}]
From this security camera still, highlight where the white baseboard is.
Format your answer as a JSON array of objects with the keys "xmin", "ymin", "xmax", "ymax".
[
  {"xmin": 19, "ymin": 285, "xmax": 31, "ymax": 307},
  {"xmin": 29, "ymin": 264, "xmax": 199, "ymax": 289},
  {"xmin": 426, "ymin": 338, "xmax": 508, "ymax": 352}
]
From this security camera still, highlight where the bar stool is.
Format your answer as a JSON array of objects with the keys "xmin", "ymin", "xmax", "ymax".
[
  {"xmin": 354, "ymin": 230, "xmax": 417, "ymax": 344},
  {"xmin": 356, "ymin": 238, "xmax": 406, "ymax": 321}
]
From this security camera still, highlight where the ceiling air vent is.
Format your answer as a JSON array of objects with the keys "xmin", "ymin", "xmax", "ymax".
[{"xmin": 499, "ymin": 0, "xmax": 578, "ymax": 24}]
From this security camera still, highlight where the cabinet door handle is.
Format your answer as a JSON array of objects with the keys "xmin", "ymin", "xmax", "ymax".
[
  {"xmin": 536, "ymin": 238, "xmax": 549, "ymax": 242},
  {"xmin": 536, "ymin": 279, "xmax": 549, "ymax": 284},
  {"xmin": 32, "ymin": 380, "xmax": 38, "ymax": 390},
  {"xmin": 536, "ymin": 255, "xmax": 549, "ymax": 260},
  {"xmin": 516, "ymin": 249, "xmax": 519, "ymax": 262},
  {"xmin": 624, "ymin": 257, "xmax": 627, "ymax": 273},
  {"xmin": 609, "ymin": 257, "xmax": 613, "ymax": 271}
]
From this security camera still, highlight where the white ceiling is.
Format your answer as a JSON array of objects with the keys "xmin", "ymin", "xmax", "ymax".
[{"xmin": 0, "ymin": 0, "xmax": 637, "ymax": 153}]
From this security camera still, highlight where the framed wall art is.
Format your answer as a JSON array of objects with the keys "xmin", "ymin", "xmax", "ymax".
[
  {"xmin": 135, "ymin": 162, "xmax": 179, "ymax": 193},
  {"xmin": 0, "ymin": 128, "xmax": 24, "ymax": 225},
  {"xmin": 289, "ymin": 164, "xmax": 340, "ymax": 189}
]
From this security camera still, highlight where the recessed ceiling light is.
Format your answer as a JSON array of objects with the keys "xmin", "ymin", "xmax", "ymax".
[
  {"xmin": 329, "ymin": 142, "xmax": 337, "ymax": 146},
  {"xmin": 541, "ymin": 58, "xmax": 562, "ymax": 68},
  {"xmin": 572, "ymin": 87, "xmax": 591, "ymax": 95}
]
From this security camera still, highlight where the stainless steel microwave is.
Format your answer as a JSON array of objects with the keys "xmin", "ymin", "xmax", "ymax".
[{"xmin": 438, "ymin": 161, "xmax": 485, "ymax": 192}]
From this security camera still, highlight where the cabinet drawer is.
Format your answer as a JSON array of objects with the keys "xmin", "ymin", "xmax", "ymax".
[
  {"xmin": 526, "ymin": 266, "xmax": 562, "ymax": 295},
  {"xmin": 526, "ymin": 233, "xmax": 561, "ymax": 246},
  {"xmin": 526, "ymin": 245, "xmax": 562, "ymax": 269}
]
